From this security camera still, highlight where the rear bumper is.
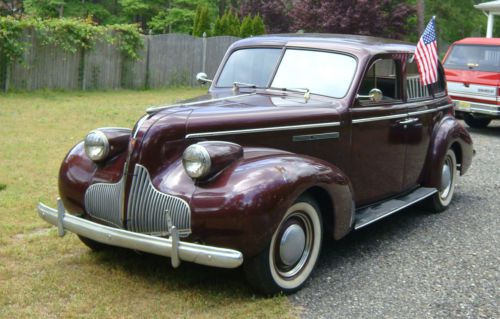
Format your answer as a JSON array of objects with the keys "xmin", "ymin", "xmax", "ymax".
[
  {"xmin": 454, "ymin": 99, "xmax": 500, "ymax": 117},
  {"xmin": 38, "ymin": 199, "xmax": 243, "ymax": 269}
]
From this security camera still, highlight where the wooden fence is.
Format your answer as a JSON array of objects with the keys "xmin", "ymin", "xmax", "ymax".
[{"xmin": 1, "ymin": 34, "xmax": 240, "ymax": 91}]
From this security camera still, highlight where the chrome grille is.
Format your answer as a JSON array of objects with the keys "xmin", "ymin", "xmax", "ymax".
[
  {"xmin": 127, "ymin": 164, "xmax": 191, "ymax": 237},
  {"xmin": 84, "ymin": 164, "xmax": 191, "ymax": 237},
  {"xmin": 84, "ymin": 177, "xmax": 124, "ymax": 228}
]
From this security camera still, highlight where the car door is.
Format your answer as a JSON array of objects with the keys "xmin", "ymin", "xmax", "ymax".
[
  {"xmin": 350, "ymin": 56, "xmax": 407, "ymax": 206},
  {"xmin": 402, "ymin": 59, "xmax": 448, "ymax": 190}
]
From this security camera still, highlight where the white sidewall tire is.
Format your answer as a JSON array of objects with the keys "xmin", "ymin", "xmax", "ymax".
[
  {"xmin": 438, "ymin": 150, "xmax": 457, "ymax": 207},
  {"xmin": 268, "ymin": 201, "xmax": 322, "ymax": 291}
]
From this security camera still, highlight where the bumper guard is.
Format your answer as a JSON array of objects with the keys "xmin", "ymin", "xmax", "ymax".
[{"xmin": 38, "ymin": 199, "xmax": 243, "ymax": 269}]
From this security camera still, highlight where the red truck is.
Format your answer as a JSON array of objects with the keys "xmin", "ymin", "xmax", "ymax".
[{"xmin": 443, "ymin": 37, "xmax": 500, "ymax": 128}]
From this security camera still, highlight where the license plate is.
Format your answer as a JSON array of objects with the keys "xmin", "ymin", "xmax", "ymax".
[{"xmin": 457, "ymin": 101, "xmax": 471, "ymax": 110}]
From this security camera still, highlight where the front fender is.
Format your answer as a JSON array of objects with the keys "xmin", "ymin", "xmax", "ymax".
[
  {"xmin": 421, "ymin": 115, "xmax": 473, "ymax": 188},
  {"xmin": 188, "ymin": 147, "xmax": 354, "ymax": 258},
  {"xmin": 58, "ymin": 142, "xmax": 127, "ymax": 214}
]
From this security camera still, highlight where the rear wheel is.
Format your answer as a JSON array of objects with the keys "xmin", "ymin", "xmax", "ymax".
[
  {"xmin": 244, "ymin": 195, "xmax": 323, "ymax": 295},
  {"xmin": 463, "ymin": 114, "xmax": 491, "ymax": 128},
  {"xmin": 426, "ymin": 149, "xmax": 457, "ymax": 213}
]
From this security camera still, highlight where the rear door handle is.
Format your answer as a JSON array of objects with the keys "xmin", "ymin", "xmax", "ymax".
[{"xmin": 398, "ymin": 117, "xmax": 419, "ymax": 125}]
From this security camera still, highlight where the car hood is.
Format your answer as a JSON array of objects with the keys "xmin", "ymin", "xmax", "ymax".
[{"xmin": 147, "ymin": 91, "xmax": 344, "ymax": 137}]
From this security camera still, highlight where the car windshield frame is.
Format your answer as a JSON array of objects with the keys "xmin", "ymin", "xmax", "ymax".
[
  {"xmin": 215, "ymin": 46, "xmax": 358, "ymax": 99},
  {"xmin": 444, "ymin": 44, "xmax": 500, "ymax": 72}
]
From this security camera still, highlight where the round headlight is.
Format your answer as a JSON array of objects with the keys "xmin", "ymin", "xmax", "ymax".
[
  {"xmin": 182, "ymin": 144, "xmax": 211, "ymax": 179},
  {"xmin": 84, "ymin": 130, "xmax": 109, "ymax": 161}
]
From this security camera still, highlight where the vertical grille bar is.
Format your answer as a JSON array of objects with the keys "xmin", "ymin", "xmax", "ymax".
[{"xmin": 84, "ymin": 164, "xmax": 191, "ymax": 237}]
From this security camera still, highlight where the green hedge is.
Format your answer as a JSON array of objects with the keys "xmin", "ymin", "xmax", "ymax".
[{"xmin": 0, "ymin": 16, "xmax": 143, "ymax": 66}]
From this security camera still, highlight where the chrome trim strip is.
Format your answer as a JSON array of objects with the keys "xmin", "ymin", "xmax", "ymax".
[
  {"xmin": 38, "ymin": 201, "xmax": 243, "ymax": 269},
  {"xmin": 450, "ymin": 92, "xmax": 497, "ymax": 101},
  {"xmin": 186, "ymin": 122, "xmax": 341, "ymax": 139},
  {"xmin": 146, "ymin": 93, "xmax": 256, "ymax": 113},
  {"xmin": 293, "ymin": 132, "xmax": 339, "ymax": 142},
  {"xmin": 352, "ymin": 113, "xmax": 407, "ymax": 124},
  {"xmin": 353, "ymin": 103, "xmax": 454, "ymax": 123}
]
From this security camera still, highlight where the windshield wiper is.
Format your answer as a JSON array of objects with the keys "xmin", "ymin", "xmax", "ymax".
[
  {"xmin": 269, "ymin": 86, "xmax": 311, "ymax": 101},
  {"xmin": 233, "ymin": 81, "xmax": 257, "ymax": 91}
]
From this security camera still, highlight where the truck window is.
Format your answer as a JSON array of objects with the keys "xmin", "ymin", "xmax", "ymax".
[{"xmin": 444, "ymin": 44, "xmax": 500, "ymax": 72}]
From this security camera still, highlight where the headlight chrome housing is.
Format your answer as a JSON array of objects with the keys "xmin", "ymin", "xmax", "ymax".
[
  {"xmin": 182, "ymin": 144, "xmax": 212, "ymax": 179},
  {"xmin": 84, "ymin": 130, "xmax": 110, "ymax": 162}
]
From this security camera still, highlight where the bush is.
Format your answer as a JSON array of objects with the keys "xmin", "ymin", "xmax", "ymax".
[{"xmin": 0, "ymin": 17, "xmax": 143, "ymax": 66}]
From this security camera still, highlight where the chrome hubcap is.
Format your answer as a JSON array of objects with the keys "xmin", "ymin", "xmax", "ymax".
[
  {"xmin": 440, "ymin": 157, "xmax": 453, "ymax": 199},
  {"xmin": 279, "ymin": 224, "xmax": 306, "ymax": 266},
  {"xmin": 274, "ymin": 213, "xmax": 313, "ymax": 278}
]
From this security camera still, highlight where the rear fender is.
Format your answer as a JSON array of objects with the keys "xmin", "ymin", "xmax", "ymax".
[{"xmin": 421, "ymin": 115, "xmax": 473, "ymax": 188}]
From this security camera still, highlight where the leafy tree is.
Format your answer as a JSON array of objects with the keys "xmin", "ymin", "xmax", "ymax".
[
  {"xmin": 240, "ymin": 0, "xmax": 290, "ymax": 33},
  {"xmin": 214, "ymin": 9, "xmax": 239, "ymax": 36},
  {"xmin": 239, "ymin": 14, "xmax": 252, "ymax": 37},
  {"xmin": 290, "ymin": 0, "xmax": 415, "ymax": 39},
  {"xmin": 252, "ymin": 14, "xmax": 265, "ymax": 35},
  {"xmin": 193, "ymin": 3, "xmax": 210, "ymax": 36}
]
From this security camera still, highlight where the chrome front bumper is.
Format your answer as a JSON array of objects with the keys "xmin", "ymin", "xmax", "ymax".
[{"xmin": 38, "ymin": 199, "xmax": 243, "ymax": 269}]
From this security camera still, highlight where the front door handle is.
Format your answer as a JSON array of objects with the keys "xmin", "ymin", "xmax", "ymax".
[{"xmin": 398, "ymin": 117, "xmax": 419, "ymax": 125}]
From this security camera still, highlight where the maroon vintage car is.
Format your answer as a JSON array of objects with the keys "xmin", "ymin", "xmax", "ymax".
[{"xmin": 39, "ymin": 34, "xmax": 473, "ymax": 294}]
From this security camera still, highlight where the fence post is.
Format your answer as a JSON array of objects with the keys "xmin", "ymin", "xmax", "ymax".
[
  {"xmin": 80, "ymin": 48, "xmax": 87, "ymax": 91},
  {"xmin": 145, "ymin": 36, "xmax": 151, "ymax": 89},
  {"xmin": 4, "ymin": 64, "xmax": 9, "ymax": 92},
  {"xmin": 202, "ymin": 32, "xmax": 207, "ymax": 73}
]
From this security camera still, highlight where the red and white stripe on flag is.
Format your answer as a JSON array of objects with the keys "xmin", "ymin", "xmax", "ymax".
[{"xmin": 415, "ymin": 17, "xmax": 438, "ymax": 85}]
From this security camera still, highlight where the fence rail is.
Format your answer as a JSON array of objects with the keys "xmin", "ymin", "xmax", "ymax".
[{"xmin": 1, "ymin": 34, "xmax": 240, "ymax": 92}]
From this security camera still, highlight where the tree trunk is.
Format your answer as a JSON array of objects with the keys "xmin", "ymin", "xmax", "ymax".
[{"xmin": 417, "ymin": 0, "xmax": 425, "ymax": 34}]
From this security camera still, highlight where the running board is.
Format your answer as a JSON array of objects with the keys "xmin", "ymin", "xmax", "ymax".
[{"xmin": 354, "ymin": 187, "xmax": 437, "ymax": 230}]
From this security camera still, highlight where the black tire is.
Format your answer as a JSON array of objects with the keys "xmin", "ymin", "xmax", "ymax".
[
  {"xmin": 425, "ymin": 149, "xmax": 458, "ymax": 213},
  {"xmin": 463, "ymin": 114, "xmax": 491, "ymax": 128},
  {"xmin": 244, "ymin": 195, "xmax": 323, "ymax": 295},
  {"xmin": 78, "ymin": 235, "xmax": 111, "ymax": 251}
]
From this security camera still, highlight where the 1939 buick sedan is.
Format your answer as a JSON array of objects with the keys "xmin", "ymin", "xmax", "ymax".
[{"xmin": 38, "ymin": 34, "xmax": 473, "ymax": 294}]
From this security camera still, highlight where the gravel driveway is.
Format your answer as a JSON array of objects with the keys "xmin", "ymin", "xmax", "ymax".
[{"xmin": 292, "ymin": 120, "xmax": 499, "ymax": 319}]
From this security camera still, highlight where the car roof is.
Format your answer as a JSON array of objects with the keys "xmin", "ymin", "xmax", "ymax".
[
  {"xmin": 453, "ymin": 37, "xmax": 500, "ymax": 45},
  {"xmin": 231, "ymin": 34, "xmax": 416, "ymax": 56}
]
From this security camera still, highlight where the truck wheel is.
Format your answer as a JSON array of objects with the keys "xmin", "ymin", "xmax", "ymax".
[
  {"xmin": 463, "ymin": 114, "xmax": 491, "ymax": 128},
  {"xmin": 426, "ymin": 149, "xmax": 457, "ymax": 213},
  {"xmin": 244, "ymin": 195, "xmax": 323, "ymax": 295},
  {"xmin": 78, "ymin": 235, "xmax": 111, "ymax": 251}
]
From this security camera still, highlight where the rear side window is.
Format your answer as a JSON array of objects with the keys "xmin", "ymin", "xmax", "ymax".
[
  {"xmin": 444, "ymin": 44, "xmax": 500, "ymax": 72},
  {"xmin": 406, "ymin": 58, "xmax": 431, "ymax": 100}
]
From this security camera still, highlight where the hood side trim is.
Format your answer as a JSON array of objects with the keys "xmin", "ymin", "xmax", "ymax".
[{"xmin": 186, "ymin": 121, "xmax": 341, "ymax": 139}]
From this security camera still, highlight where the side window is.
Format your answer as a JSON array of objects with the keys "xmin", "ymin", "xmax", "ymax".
[
  {"xmin": 359, "ymin": 59, "xmax": 400, "ymax": 104},
  {"xmin": 406, "ymin": 58, "xmax": 431, "ymax": 100},
  {"xmin": 430, "ymin": 63, "xmax": 446, "ymax": 96}
]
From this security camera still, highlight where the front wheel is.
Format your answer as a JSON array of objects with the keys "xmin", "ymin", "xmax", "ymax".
[
  {"xmin": 425, "ymin": 149, "xmax": 458, "ymax": 213},
  {"xmin": 244, "ymin": 196, "xmax": 323, "ymax": 295}
]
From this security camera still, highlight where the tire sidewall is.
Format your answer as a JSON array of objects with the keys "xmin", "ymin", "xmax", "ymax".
[{"xmin": 268, "ymin": 198, "xmax": 323, "ymax": 292}]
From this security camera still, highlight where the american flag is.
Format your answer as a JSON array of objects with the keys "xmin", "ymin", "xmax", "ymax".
[{"xmin": 415, "ymin": 17, "xmax": 438, "ymax": 85}]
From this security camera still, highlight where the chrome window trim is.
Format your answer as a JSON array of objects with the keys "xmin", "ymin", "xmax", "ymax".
[
  {"xmin": 146, "ymin": 93, "xmax": 257, "ymax": 113},
  {"xmin": 352, "ymin": 103, "xmax": 453, "ymax": 124},
  {"xmin": 185, "ymin": 122, "xmax": 341, "ymax": 139},
  {"xmin": 352, "ymin": 113, "xmax": 407, "ymax": 124}
]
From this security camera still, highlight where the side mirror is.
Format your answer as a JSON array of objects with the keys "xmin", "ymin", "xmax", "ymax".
[
  {"xmin": 357, "ymin": 88, "xmax": 383, "ymax": 102},
  {"xmin": 196, "ymin": 72, "xmax": 213, "ymax": 85}
]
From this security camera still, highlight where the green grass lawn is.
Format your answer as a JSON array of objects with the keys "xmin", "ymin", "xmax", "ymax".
[{"xmin": 0, "ymin": 89, "xmax": 295, "ymax": 318}]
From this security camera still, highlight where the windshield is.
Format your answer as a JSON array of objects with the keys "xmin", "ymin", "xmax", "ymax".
[
  {"xmin": 216, "ymin": 48, "xmax": 357, "ymax": 98},
  {"xmin": 444, "ymin": 44, "xmax": 500, "ymax": 72}
]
